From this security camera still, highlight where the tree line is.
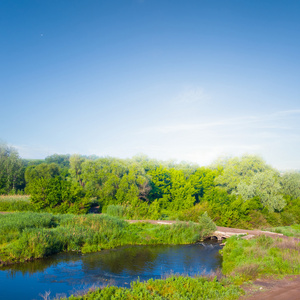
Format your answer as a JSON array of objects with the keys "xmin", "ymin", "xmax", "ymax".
[{"xmin": 0, "ymin": 142, "xmax": 299, "ymax": 228}]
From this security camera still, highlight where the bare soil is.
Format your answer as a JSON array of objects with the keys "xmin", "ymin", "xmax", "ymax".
[{"xmin": 241, "ymin": 275, "xmax": 300, "ymax": 300}]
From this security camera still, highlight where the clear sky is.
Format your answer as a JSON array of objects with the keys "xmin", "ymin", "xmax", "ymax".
[{"xmin": 1, "ymin": 0, "xmax": 300, "ymax": 170}]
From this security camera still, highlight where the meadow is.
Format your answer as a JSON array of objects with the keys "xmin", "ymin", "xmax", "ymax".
[
  {"xmin": 222, "ymin": 235, "xmax": 300, "ymax": 281},
  {"xmin": 266, "ymin": 224, "xmax": 300, "ymax": 238}
]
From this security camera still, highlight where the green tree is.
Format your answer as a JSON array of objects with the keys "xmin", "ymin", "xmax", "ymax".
[
  {"xmin": 237, "ymin": 171, "xmax": 285, "ymax": 212},
  {"xmin": 25, "ymin": 163, "xmax": 60, "ymax": 183},
  {"xmin": 188, "ymin": 167, "xmax": 219, "ymax": 202},
  {"xmin": 0, "ymin": 143, "xmax": 24, "ymax": 193},
  {"xmin": 29, "ymin": 176, "xmax": 88, "ymax": 213},
  {"xmin": 252, "ymin": 171, "xmax": 285, "ymax": 212},
  {"xmin": 214, "ymin": 155, "xmax": 272, "ymax": 193},
  {"xmin": 69, "ymin": 154, "xmax": 86, "ymax": 186},
  {"xmin": 280, "ymin": 172, "xmax": 300, "ymax": 199},
  {"xmin": 45, "ymin": 154, "xmax": 70, "ymax": 168},
  {"xmin": 148, "ymin": 168, "xmax": 196, "ymax": 211}
]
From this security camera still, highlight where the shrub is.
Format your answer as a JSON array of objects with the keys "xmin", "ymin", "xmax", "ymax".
[
  {"xmin": 106, "ymin": 205, "xmax": 125, "ymax": 218},
  {"xmin": 28, "ymin": 177, "xmax": 89, "ymax": 214},
  {"xmin": 198, "ymin": 212, "xmax": 217, "ymax": 237}
]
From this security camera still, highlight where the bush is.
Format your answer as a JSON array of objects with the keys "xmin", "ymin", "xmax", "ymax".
[
  {"xmin": 106, "ymin": 205, "xmax": 125, "ymax": 218},
  {"xmin": 198, "ymin": 212, "xmax": 217, "ymax": 237},
  {"xmin": 28, "ymin": 177, "xmax": 90, "ymax": 214}
]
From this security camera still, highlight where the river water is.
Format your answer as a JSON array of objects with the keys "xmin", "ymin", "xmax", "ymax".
[{"xmin": 0, "ymin": 242, "xmax": 222, "ymax": 300}]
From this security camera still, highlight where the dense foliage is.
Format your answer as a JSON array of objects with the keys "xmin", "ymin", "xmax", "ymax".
[
  {"xmin": 0, "ymin": 212, "xmax": 215, "ymax": 265},
  {"xmin": 0, "ymin": 142, "xmax": 299, "ymax": 228}
]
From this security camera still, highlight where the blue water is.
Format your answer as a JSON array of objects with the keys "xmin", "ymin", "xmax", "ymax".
[{"xmin": 0, "ymin": 243, "xmax": 222, "ymax": 300}]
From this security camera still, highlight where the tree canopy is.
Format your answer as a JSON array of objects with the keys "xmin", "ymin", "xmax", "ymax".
[{"xmin": 0, "ymin": 145, "xmax": 299, "ymax": 227}]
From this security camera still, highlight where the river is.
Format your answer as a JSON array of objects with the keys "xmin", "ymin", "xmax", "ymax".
[{"xmin": 0, "ymin": 242, "xmax": 222, "ymax": 300}]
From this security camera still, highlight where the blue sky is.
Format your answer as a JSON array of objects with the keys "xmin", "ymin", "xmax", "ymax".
[{"xmin": 1, "ymin": 0, "xmax": 300, "ymax": 170}]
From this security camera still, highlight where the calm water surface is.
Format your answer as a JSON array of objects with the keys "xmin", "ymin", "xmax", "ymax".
[{"xmin": 0, "ymin": 243, "xmax": 222, "ymax": 300}]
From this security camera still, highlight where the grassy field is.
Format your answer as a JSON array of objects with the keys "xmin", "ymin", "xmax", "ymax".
[
  {"xmin": 266, "ymin": 224, "xmax": 300, "ymax": 238},
  {"xmin": 0, "ymin": 212, "xmax": 215, "ymax": 266},
  {"xmin": 222, "ymin": 235, "xmax": 300, "ymax": 281}
]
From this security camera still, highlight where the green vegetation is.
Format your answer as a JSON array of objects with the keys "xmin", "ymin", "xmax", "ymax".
[
  {"xmin": 1, "ymin": 142, "xmax": 300, "ymax": 228},
  {"xmin": 0, "ymin": 143, "xmax": 25, "ymax": 194},
  {"xmin": 0, "ymin": 195, "xmax": 35, "ymax": 212},
  {"xmin": 222, "ymin": 235, "xmax": 300, "ymax": 281},
  {"xmin": 65, "ymin": 276, "xmax": 243, "ymax": 300},
  {"xmin": 266, "ymin": 224, "xmax": 300, "ymax": 238},
  {"xmin": 0, "ymin": 212, "xmax": 215, "ymax": 266}
]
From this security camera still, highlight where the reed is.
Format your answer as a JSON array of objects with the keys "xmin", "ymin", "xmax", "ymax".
[
  {"xmin": 0, "ymin": 195, "xmax": 35, "ymax": 212},
  {"xmin": 0, "ymin": 212, "xmax": 215, "ymax": 265}
]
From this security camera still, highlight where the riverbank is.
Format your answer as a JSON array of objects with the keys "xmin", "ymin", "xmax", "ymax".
[
  {"xmin": 62, "ymin": 234, "xmax": 300, "ymax": 300},
  {"xmin": 0, "ymin": 212, "xmax": 216, "ymax": 266},
  {"xmin": 63, "ymin": 274, "xmax": 300, "ymax": 300},
  {"xmin": 1, "ymin": 212, "xmax": 299, "ymax": 299},
  {"xmin": 127, "ymin": 219, "xmax": 289, "ymax": 240}
]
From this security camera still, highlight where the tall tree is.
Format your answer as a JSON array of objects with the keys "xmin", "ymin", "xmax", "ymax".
[
  {"xmin": 237, "ymin": 170, "xmax": 285, "ymax": 212},
  {"xmin": 45, "ymin": 154, "xmax": 70, "ymax": 168},
  {"xmin": 280, "ymin": 172, "xmax": 300, "ymax": 199},
  {"xmin": 214, "ymin": 155, "xmax": 273, "ymax": 194},
  {"xmin": 0, "ymin": 143, "xmax": 24, "ymax": 193},
  {"xmin": 69, "ymin": 154, "xmax": 86, "ymax": 186}
]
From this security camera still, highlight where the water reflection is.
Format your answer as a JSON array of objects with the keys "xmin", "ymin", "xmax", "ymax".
[{"xmin": 0, "ymin": 242, "xmax": 222, "ymax": 300}]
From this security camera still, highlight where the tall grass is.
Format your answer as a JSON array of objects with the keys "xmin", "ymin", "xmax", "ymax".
[
  {"xmin": 266, "ymin": 224, "xmax": 300, "ymax": 238},
  {"xmin": 64, "ymin": 275, "xmax": 243, "ymax": 300},
  {"xmin": 222, "ymin": 235, "xmax": 300, "ymax": 281},
  {"xmin": 0, "ymin": 195, "xmax": 36, "ymax": 212},
  {"xmin": 106, "ymin": 204, "xmax": 126, "ymax": 218},
  {"xmin": 0, "ymin": 212, "xmax": 216, "ymax": 266}
]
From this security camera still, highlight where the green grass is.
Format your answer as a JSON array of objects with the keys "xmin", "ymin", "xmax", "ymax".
[
  {"xmin": 64, "ymin": 276, "xmax": 243, "ymax": 300},
  {"xmin": 0, "ymin": 212, "xmax": 215, "ymax": 266},
  {"xmin": 0, "ymin": 195, "xmax": 36, "ymax": 212},
  {"xmin": 222, "ymin": 235, "xmax": 300, "ymax": 281},
  {"xmin": 266, "ymin": 224, "xmax": 300, "ymax": 238}
]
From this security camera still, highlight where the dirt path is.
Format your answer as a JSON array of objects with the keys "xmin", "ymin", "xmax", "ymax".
[
  {"xmin": 215, "ymin": 226, "xmax": 290, "ymax": 240},
  {"xmin": 127, "ymin": 220, "xmax": 288, "ymax": 240},
  {"xmin": 241, "ymin": 275, "xmax": 300, "ymax": 300}
]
